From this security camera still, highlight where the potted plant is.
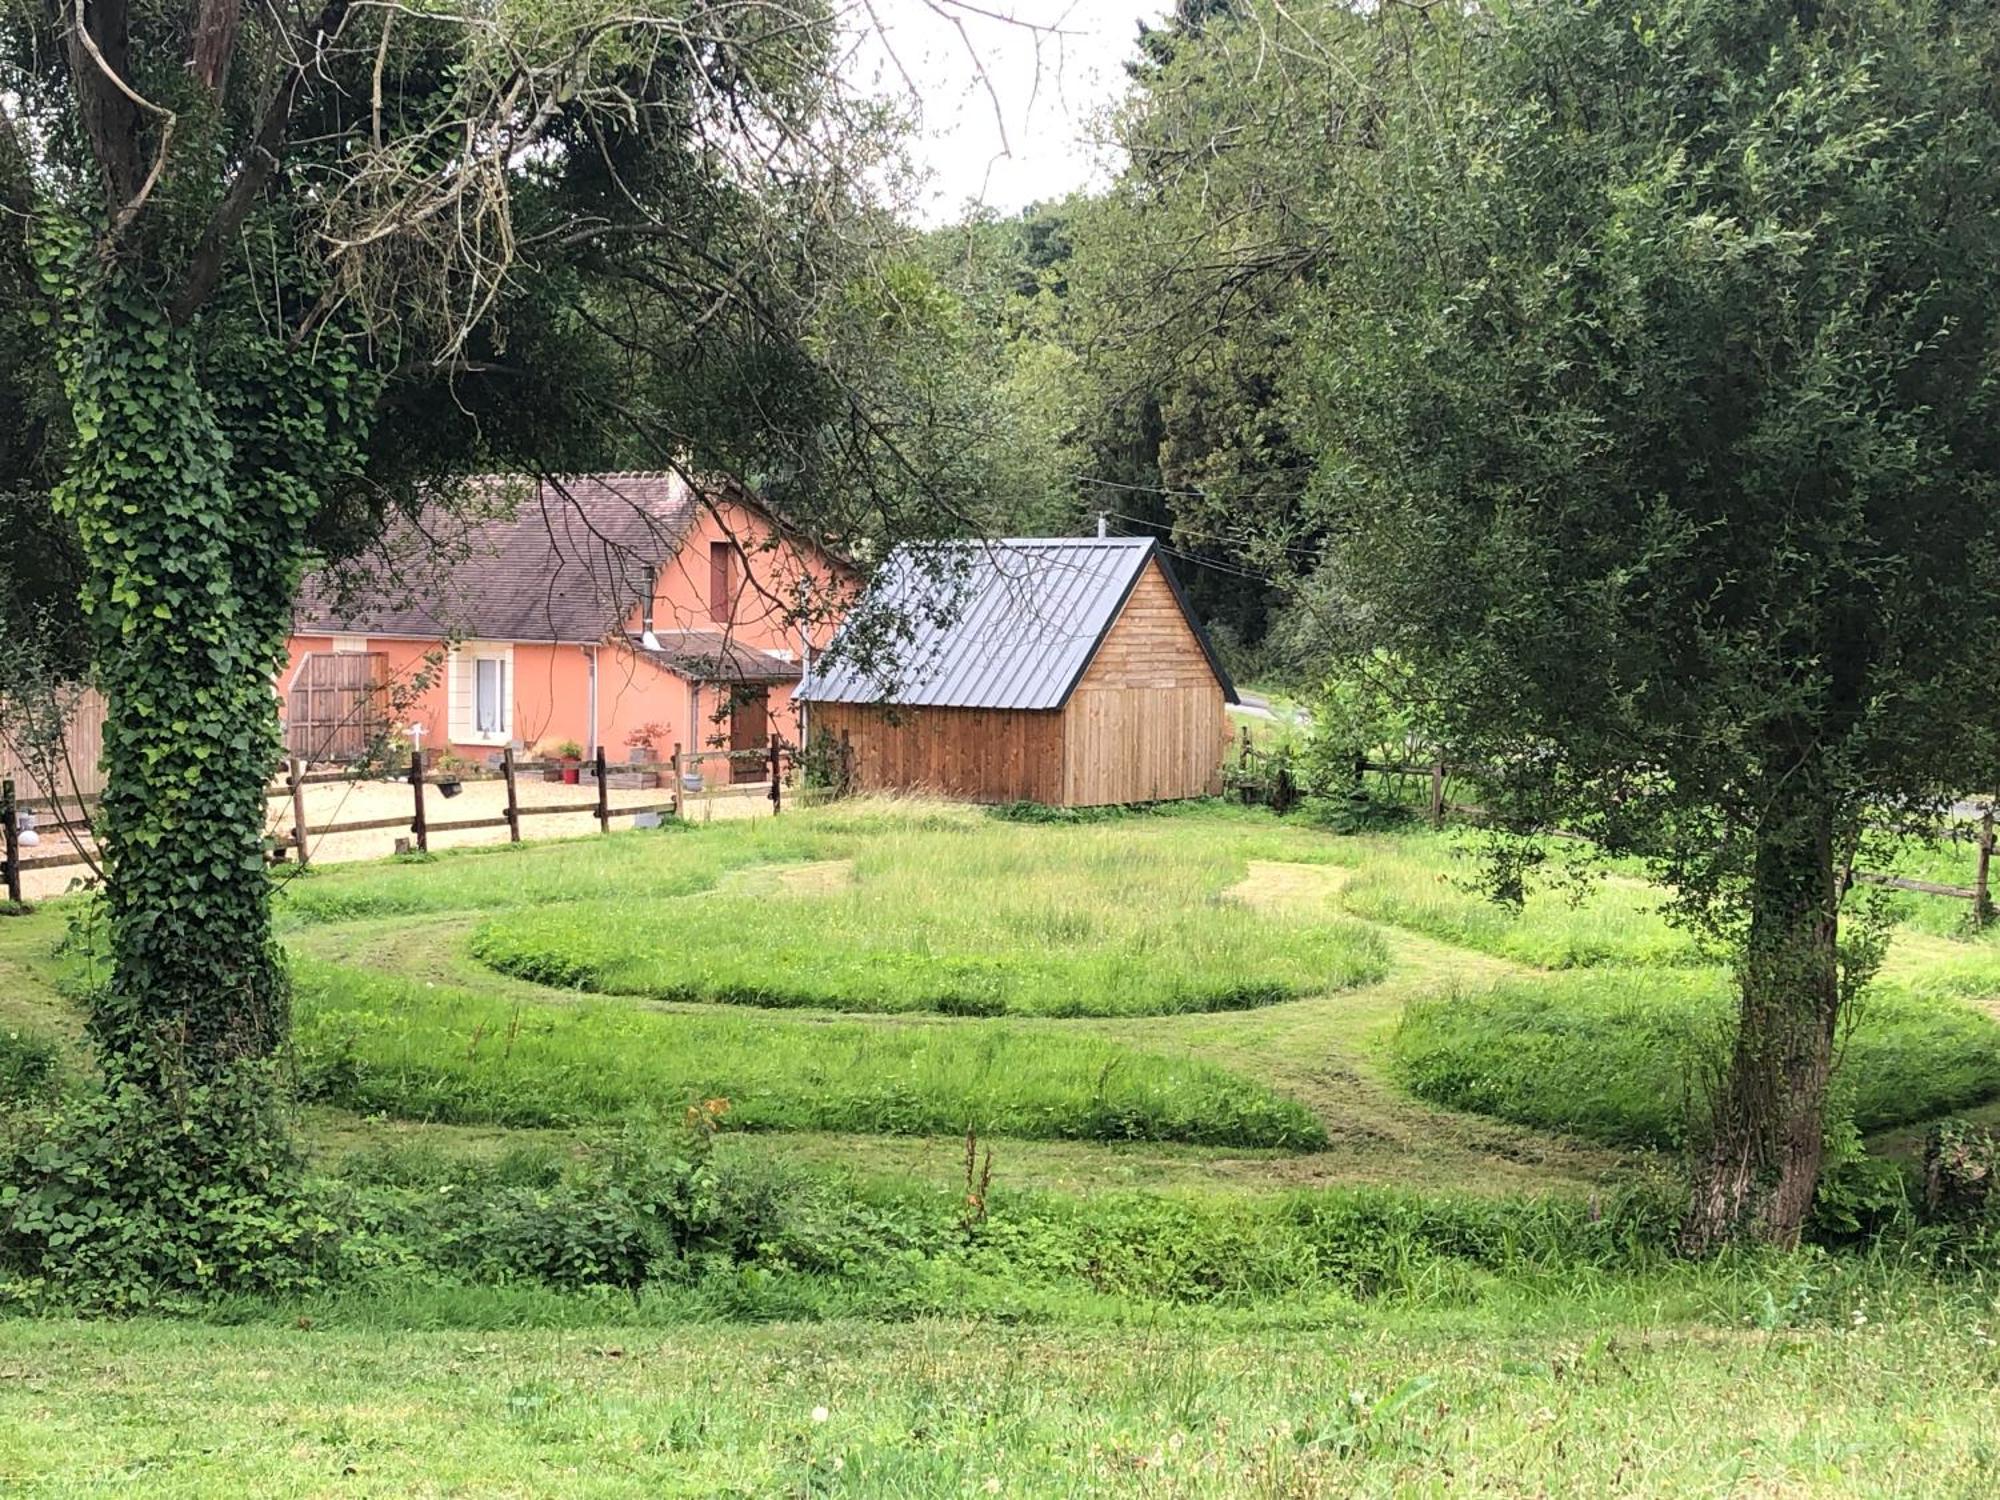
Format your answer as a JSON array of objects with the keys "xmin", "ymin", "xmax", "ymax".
[
  {"xmin": 547, "ymin": 738, "xmax": 584, "ymax": 785},
  {"xmin": 614, "ymin": 723, "xmax": 669, "ymax": 788}
]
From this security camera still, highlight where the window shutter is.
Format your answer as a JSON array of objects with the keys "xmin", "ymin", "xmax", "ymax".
[{"xmin": 709, "ymin": 542, "xmax": 731, "ymax": 622}]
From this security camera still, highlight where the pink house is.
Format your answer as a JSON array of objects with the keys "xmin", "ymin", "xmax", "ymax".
[{"xmin": 283, "ymin": 472, "xmax": 852, "ymax": 774}]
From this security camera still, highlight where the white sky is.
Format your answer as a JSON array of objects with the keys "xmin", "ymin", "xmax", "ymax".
[{"xmin": 846, "ymin": 1, "xmax": 1172, "ymax": 226}]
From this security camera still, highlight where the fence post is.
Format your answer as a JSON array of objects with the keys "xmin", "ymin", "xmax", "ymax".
[
  {"xmin": 1, "ymin": 779, "xmax": 19, "ymax": 906},
  {"xmin": 501, "ymin": 747, "xmax": 522, "ymax": 843},
  {"xmin": 769, "ymin": 733, "xmax": 782, "ymax": 815},
  {"xmin": 410, "ymin": 750, "xmax": 428, "ymax": 853},
  {"xmin": 1978, "ymin": 803, "xmax": 1995, "ymax": 929},
  {"xmin": 671, "ymin": 743, "xmax": 683, "ymax": 820},
  {"xmin": 288, "ymin": 756, "xmax": 311, "ymax": 868},
  {"xmin": 838, "ymin": 727, "xmax": 854, "ymax": 798},
  {"xmin": 594, "ymin": 747, "xmax": 611, "ymax": 834},
  {"xmin": 1429, "ymin": 760, "xmax": 1446, "ymax": 829},
  {"xmin": 1240, "ymin": 723, "xmax": 1252, "ymax": 769}
]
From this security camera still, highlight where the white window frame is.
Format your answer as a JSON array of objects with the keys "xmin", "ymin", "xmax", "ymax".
[{"xmin": 448, "ymin": 642, "xmax": 514, "ymax": 747}]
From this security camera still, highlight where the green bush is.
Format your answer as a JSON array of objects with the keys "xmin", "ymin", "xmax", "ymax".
[
  {"xmin": 0, "ymin": 1030, "xmax": 61, "ymax": 1104},
  {"xmin": 1391, "ymin": 971, "xmax": 2000, "ymax": 1150},
  {"xmin": 291, "ymin": 960, "xmax": 1328, "ymax": 1149},
  {"xmin": 0, "ymin": 1068, "xmax": 336, "ymax": 1312},
  {"xmin": 282, "ymin": 1133, "xmax": 1689, "ymax": 1308}
]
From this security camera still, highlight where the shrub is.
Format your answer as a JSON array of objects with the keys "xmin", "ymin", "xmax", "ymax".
[
  {"xmin": 0, "ymin": 1030, "xmax": 61, "ymax": 1104},
  {"xmin": 0, "ymin": 1068, "xmax": 336, "ymax": 1311},
  {"xmin": 1923, "ymin": 1119, "xmax": 2000, "ymax": 1221}
]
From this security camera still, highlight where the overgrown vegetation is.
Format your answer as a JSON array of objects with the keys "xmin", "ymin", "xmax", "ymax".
[
  {"xmin": 291, "ymin": 961, "xmax": 1327, "ymax": 1149},
  {"xmin": 1393, "ymin": 972, "xmax": 2000, "ymax": 1151}
]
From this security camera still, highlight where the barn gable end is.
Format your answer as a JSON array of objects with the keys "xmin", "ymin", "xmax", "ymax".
[{"xmin": 1061, "ymin": 560, "xmax": 1230, "ymax": 805}]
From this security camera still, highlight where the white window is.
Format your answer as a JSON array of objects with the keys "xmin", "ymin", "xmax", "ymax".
[
  {"xmin": 448, "ymin": 642, "xmax": 514, "ymax": 746},
  {"xmin": 475, "ymin": 658, "xmax": 503, "ymax": 735}
]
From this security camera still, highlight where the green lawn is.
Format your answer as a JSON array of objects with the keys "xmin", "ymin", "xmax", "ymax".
[
  {"xmin": 9, "ymin": 798, "xmax": 2000, "ymax": 1494},
  {"xmin": 4, "ymin": 1304, "xmax": 1998, "ymax": 1496},
  {"xmin": 293, "ymin": 959, "xmax": 1328, "ymax": 1147},
  {"xmin": 466, "ymin": 815, "xmax": 1387, "ymax": 1016}
]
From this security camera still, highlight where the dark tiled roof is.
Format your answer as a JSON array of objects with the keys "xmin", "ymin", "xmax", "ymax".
[
  {"xmin": 295, "ymin": 473, "xmax": 700, "ymax": 643},
  {"xmin": 797, "ymin": 537, "xmax": 1237, "ymax": 710},
  {"xmin": 630, "ymin": 631, "xmax": 803, "ymax": 685}
]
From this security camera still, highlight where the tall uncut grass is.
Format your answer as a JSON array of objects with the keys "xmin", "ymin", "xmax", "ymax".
[
  {"xmin": 1392, "ymin": 968, "xmax": 2000, "ymax": 1148},
  {"xmin": 1337, "ymin": 838, "xmax": 1707, "ymax": 968},
  {"xmin": 468, "ymin": 821, "xmax": 1387, "ymax": 1016},
  {"xmin": 292, "ymin": 960, "xmax": 1329, "ymax": 1148}
]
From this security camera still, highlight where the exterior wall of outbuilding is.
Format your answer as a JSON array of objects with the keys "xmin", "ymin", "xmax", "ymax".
[{"xmin": 807, "ymin": 561, "xmax": 1230, "ymax": 807}]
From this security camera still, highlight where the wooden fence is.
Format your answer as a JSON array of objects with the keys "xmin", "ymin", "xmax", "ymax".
[
  {"xmin": 1301, "ymin": 748, "xmax": 1999, "ymax": 925},
  {"xmin": 3, "ymin": 736, "xmax": 817, "ymax": 901},
  {"xmin": 0, "ymin": 683, "xmax": 107, "ymax": 802}
]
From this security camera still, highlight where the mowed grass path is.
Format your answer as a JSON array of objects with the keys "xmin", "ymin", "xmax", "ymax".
[{"xmin": 254, "ymin": 804, "xmax": 2000, "ymax": 1185}]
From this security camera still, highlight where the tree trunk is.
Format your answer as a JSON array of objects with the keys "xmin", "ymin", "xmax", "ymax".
[
  {"xmin": 55, "ymin": 282, "xmax": 301, "ymax": 1093},
  {"xmin": 1681, "ymin": 782, "xmax": 1843, "ymax": 1252}
]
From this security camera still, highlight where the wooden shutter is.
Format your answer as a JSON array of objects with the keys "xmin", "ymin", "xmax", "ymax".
[{"xmin": 709, "ymin": 542, "xmax": 731, "ymax": 622}]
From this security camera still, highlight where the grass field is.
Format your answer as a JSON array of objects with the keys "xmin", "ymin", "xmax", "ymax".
[
  {"xmin": 7, "ymin": 797, "xmax": 2000, "ymax": 1493},
  {"xmin": 466, "ymin": 817, "xmax": 1388, "ymax": 1015},
  {"xmin": 8, "ymin": 1302, "xmax": 2000, "ymax": 1497}
]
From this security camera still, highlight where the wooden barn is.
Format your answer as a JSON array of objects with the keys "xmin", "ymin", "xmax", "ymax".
[{"xmin": 797, "ymin": 537, "xmax": 1238, "ymax": 806}]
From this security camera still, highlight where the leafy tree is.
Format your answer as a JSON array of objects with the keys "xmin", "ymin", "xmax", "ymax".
[
  {"xmin": 0, "ymin": 0, "xmax": 968, "ymax": 1282},
  {"xmin": 1057, "ymin": 0, "xmax": 1363, "ymax": 675},
  {"xmin": 1301, "ymin": 0, "xmax": 2000, "ymax": 1246}
]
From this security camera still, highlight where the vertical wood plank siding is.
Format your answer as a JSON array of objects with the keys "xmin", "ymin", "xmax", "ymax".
[
  {"xmin": 1061, "ymin": 564, "xmax": 1228, "ymax": 805},
  {"xmin": 0, "ymin": 684, "xmax": 109, "ymax": 800},
  {"xmin": 812, "ymin": 703, "xmax": 1065, "ymax": 804},
  {"xmin": 285, "ymin": 652, "xmax": 389, "ymax": 764},
  {"xmin": 811, "ymin": 561, "xmax": 1229, "ymax": 807}
]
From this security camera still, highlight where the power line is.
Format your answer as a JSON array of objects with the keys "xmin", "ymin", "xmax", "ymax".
[
  {"xmin": 1102, "ymin": 522, "xmax": 1284, "ymax": 585},
  {"xmin": 1100, "ymin": 508, "xmax": 1325, "ymax": 565},
  {"xmin": 1070, "ymin": 472, "xmax": 1315, "ymax": 505}
]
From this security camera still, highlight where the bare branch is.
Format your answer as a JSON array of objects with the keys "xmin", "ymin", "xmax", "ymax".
[{"xmin": 172, "ymin": 0, "xmax": 355, "ymax": 322}]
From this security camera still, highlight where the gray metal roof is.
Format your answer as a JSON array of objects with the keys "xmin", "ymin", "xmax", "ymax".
[{"xmin": 797, "ymin": 537, "xmax": 1237, "ymax": 710}]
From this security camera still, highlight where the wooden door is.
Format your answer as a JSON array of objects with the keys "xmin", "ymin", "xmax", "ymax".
[{"xmin": 728, "ymin": 687, "xmax": 768, "ymax": 782}]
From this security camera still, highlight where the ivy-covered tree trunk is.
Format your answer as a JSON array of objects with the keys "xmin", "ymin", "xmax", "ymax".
[
  {"xmin": 1682, "ymin": 782, "xmax": 1843, "ymax": 1252},
  {"xmin": 51, "ymin": 267, "xmax": 368, "ymax": 1095}
]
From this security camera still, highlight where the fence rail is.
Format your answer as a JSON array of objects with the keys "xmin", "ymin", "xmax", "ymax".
[{"xmin": 4, "ymin": 734, "xmax": 826, "ymax": 898}]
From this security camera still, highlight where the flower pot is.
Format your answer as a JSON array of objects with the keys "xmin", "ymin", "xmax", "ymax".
[{"xmin": 562, "ymin": 764, "xmax": 580, "ymax": 785}]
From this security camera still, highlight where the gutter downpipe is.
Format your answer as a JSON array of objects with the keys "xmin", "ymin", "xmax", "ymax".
[{"xmin": 585, "ymin": 645, "xmax": 599, "ymax": 758}]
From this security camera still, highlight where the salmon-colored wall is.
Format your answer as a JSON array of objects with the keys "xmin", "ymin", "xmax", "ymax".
[
  {"xmin": 284, "ymin": 635, "xmax": 799, "ymax": 765},
  {"xmin": 284, "ymin": 636, "xmax": 613, "ymax": 763},
  {"xmin": 634, "ymin": 495, "xmax": 852, "ymax": 657}
]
